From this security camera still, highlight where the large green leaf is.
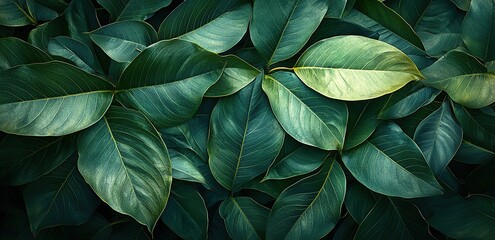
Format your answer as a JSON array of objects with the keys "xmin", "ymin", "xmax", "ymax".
[
  {"xmin": 423, "ymin": 50, "xmax": 495, "ymax": 108},
  {"xmin": 0, "ymin": 0, "xmax": 35, "ymax": 26},
  {"xmin": 116, "ymin": 39, "xmax": 225, "ymax": 128},
  {"xmin": 158, "ymin": 0, "xmax": 251, "ymax": 53},
  {"xmin": 262, "ymin": 72, "xmax": 347, "ymax": 150},
  {"xmin": 77, "ymin": 106, "xmax": 172, "ymax": 232},
  {"xmin": 24, "ymin": 156, "xmax": 99, "ymax": 234},
  {"xmin": 250, "ymin": 0, "xmax": 329, "ymax": 65},
  {"xmin": 0, "ymin": 61, "xmax": 114, "ymax": 136},
  {"xmin": 48, "ymin": 36, "xmax": 103, "ymax": 74},
  {"xmin": 161, "ymin": 185, "xmax": 208, "ymax": 240},
  {"xmin": 355, "ymin": 197, "xmax": 434, "ymax": 240},
  {"xmin": 220, "ymin": 197, "xmax": 269, "ymax": 240},
  {"xmin": 414, "ymin": 100, "xmax": 462, "ymax": 176},
  {"xmin": 264, "ymin": 145, "xmax": 329, "ymax": 181},
  {"xmin": 97, "ymin": 0, "xmax": 171, "ymax": 21},
  {"xmin": 420, "ymin": 194, "xmax": 495, "ymax": 239},
  {"xmin": 354, "ymin": 0, "xmax": 425, "ymax": 50},
  {"xmin": 208, "ymin": 78, "xmax": 285, "ymax": 192},
  {"xmin": 0, "ymin": 37, "xmax": 52, "ymax": 72},
  {"xmin": 266, "ymin": 159, "xmax": 346, "ymax": 240},
  {"xmin": 89, "ymin": 20, "xmax": 158, "ymax": 63},
  {"xmin": 342, "ymin": 122, "xmax": 443, "ymax": 198},
  {"xmin": 462, "ymin": 0, "xmax": 495, "ymax": 61},
  {"xmin": 293, "ymin": 36, "xmax": 423, "ymax": 101},
  {"xmin": 452, "ymin": 103, "xmax": 495, "ymax": 152},
  {"xmin": 0, "ymin": 134, "xmax": 75, "ymax": 186}
]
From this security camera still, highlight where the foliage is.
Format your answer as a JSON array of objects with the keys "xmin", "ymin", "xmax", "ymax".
[{"xmin": 1, "ymin": 0, "xmax": 495, "ymax": 239}]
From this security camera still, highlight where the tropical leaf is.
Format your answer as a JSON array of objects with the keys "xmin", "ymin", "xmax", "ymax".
[
  {"xmin": 0, "ymin": 61, "xmax": 114, "ymax": 136},
  {"xmin": 266, "ymin": 159, "xmax": 346, "ymax": 240},
  {"xmin": 97, "ymin": 0, "xmax": 171, "ymax": 21},
  {"xmin": 452, "ymin": 102, "xmax": 495, "ymax": 152},
  {"xmin": 262, "ymin": 71, "xmax": 347, "ymax": 150},
  {"xmin": 342, "ymin": 122, "xmax": 443, "ymax": 198},
  {"xmin": 462, "ymin": 0, "xmax": 495, "ymax": 61},
  {"xmin": 0, "ymin": 0, "xmax": 35, "ymax": 27},
  {"xmin": 205, "ymin": 56, "xmax": 260, "ymax": 97},
  {"xmin": 344, "ymin": 98, "xmax": 385, "ymax": 150},
  {"xmin": 77, "ymin": 106, "xmax": 172, "ymax": 232},
  {"xmin": 250, "ymin": 0, "xmax": 329, "ymax": 65},
  {"xmin": 293, "ymin": 36, "xmax": 423, "ymax": 101},
  {"xmin": 208, "ymin": 78, "xmax": 285, "ymax": 192},
  {"xmin": 116, "ymin": 39, "xmax": 225, "ymax": 128},
  {"xmin": 158, "ymin": 0, "xmax": 251, "ymax": 53},
  {"xmin": 344, "ymin": 183, "xmax": 377, "ymax": 224},
  {"xmin": 220, "ymin": 197, "xmax": 269, "ymax": 240},
  {"xmin": 48, "ymin": 36, "xmax": 103, "ymax": 73},
  {"xmin": 0, "ymin": 37, "xmax": 52, "ymax": 71},
  {"xmin": 23, "ymin": 156, "xmax": 99, "ymax": 234}
]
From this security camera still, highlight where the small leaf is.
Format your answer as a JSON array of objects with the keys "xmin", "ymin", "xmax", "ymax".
[
  {"xmin": 266, "ymin": 159, "xmax": 346, "ymax": 240},
  {"xmin": 89, "ymin": 20, "xmax": 158, "ymax": 63},
  {"xmin": 414, "ymin": 100, "xmax": 463, "ymax": 176},
  {"xmin": 220, "ymin": 197, "xmax": 269, "ymax": 240},
  {"xmin": 250, "ymin": 0, "xmax": 329, "ymax": 65},
  {"xmin": 0, "ymin": 61, "xmax": 114, "ymax": 136},
  {"xmin": 208, "ymin": 77, "xmax": 285, "ymax": 192},
  {"xmin": 169, "ymin": 149, "xmax": 217, "ymax": 190},
  {"xmin": 159, "ymin": 0, "xmax": 251, "ymax": 53},
  {"xmin": 116, "ymin": 39, "xmax": 225, "ymax": 128},
  {"xmin": 48, "ymin": 36, "xmax": 103, "ymax": 73},
  {"xmin": 262, "ymin": 72, "xmax": 347, "ymax": 150},
  {"xmin": 205, "ymin": 56, "xmax": 260, "ymax": 97},
  {"xmin": 344, "ymin": 98, "xmax": 385, "ymax": 150},
  {"xmin": 342, "ymin": 122, "xmax": 443, "ymax": 198},
  {"xmin": 161, "ymin": 186, "xmax": 208, "ymax": 240},
  {"xmin": 0, "ymin": 134, "xmax": 75, "ymax": 186},
  {"xmin": 24, "ymin": 156, "xmax": 99, "ymax": 234},
  {"xmin": 294, "ymin": 36, "xmax": 423, "ymax": 101},
  {"xmin": 77, "ymin": 106, "xmax": 172, "ymax": 232}
]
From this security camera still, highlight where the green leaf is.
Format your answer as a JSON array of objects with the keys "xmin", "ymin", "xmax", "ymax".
[
  {"xmin": 342, "ymin": 122, "xmax": 443, "ymax": 198},
  {"xmin": 414, "ymin": 100, "xmax": 463, "ymax": 176},
  {"xmin": 421, "ymin": 194, "xmax": 495, "ymax": 239},
  {"xmin": 345, "ymin": 183, "xmax": 377, "ymax": 223},
  {"xmin": 0, "ymin": 0, "xmax": 36, "ymax": 26},
  {"xmin": 262, "ymin": 71, "xmax": 347, "ymax": 150},
  {"xmin": 293, "ymin": 36, "xmax": 423, "ymax": 101},
  {"xmin": 161, "ymin": 186, "xmax": 208, "ymax": 240},
  {"xmin": 0, "ymin": 134, "xmax": 75, "ymax": 186},
  {"xmin": 160, "ymin": 115, "xmax": 209, "ymax": 161},
  {"xmin": 241, "ymin": 176, "xmax": 297, "ymax": 199},
  {"xmin": 344, "ymin": 98, "xmax": 385, "ymax": 150},
  {"xmin": 354, "ymin": 0, "xmax": 425, "ymax": 50},
  {"xmin": 48, "ymin": 36, "xmax": 103, "ymax": 74},
  {"xmin": 264, "ymin": 145, "xmax": 329, "ymax": 181},
  {"xmin": 97, "ymin": 0, "xmax": 171, "ymax": 21},
  {"xmin": 0, "ymin": 61, "xmax": 114, "ymax": 136},
  {"xmin": 0, "ymin": 37, "xmax": 52, "ymax": 72},
  {"xmin": 396, "ymin": 101, "xmax": 442, "ymax": 137},
  {"xmin": 205, "ymin": 56, "xmax": 260, "ymax": 97},
  {"xmin": 158, "ymin": 0, "xmax": 251, "ymax": 53},
  {"xmin": 89, "ymin": 20, "xmax": 158, "ymax": 63},
  {"xmin": 451, "ymin": 0, "xmax": 471, "ymax": 10},
  {"xmin": 250, "ymin": 0, "xmax": 329, "ymax": 65},
  {"xmin": 454, "ymin": 140, "xmax": 495, "ymax": 164},
  {"xmin": 116, "ymin": 39, "xmax": 225, "ymax": 128},
  {"xmin": 266, "ymin": 159, "xmax": 346, "ymax": 240},
  {"xmin": 77, "ymin": 106, "xmax": 172, "ymax": 232},
  {"xmin": 208, "ymin": 78, "xmax": 285, "ymax": 192},
  {"xmin": 169, "ymin": 149, "xmax": 217, "ymax": 190},
  {"xmin": 462, "ymin": 0, "xmax": 495, "ymax": 61},
  {"xmin": 325, "ymin": 0, "xmax": 347, "ymax": 18},
  {"xmin": 28, "ymin": 15, "xmax": 68, "ymax": 51},
  {"xmin": 423, "ymin": 50, "xmax": 495, "ymax": 108},
  {"xmin": 24, "ymin": 156, "xmax": 99, "ymax": 234},
  {"xmin": 452, "ymin": 102, "xmax": 495, "ymax": 151},
  {"xmin": 220, "ymin": 197, "xmax": 269, "ymax": 240},
  {"xmin": 378, "ymin": 82, "xmax": 441, "ymax": 119},
  {"xmin": 355, "ymin": 197, "xmax": 434, "ymax": 240},
  {"xmin": 332, "ymin": 216, "xmax": 358, "ymax": 240}
]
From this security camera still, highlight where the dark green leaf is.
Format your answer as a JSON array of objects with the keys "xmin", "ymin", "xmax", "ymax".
[
  {"xmin": 77, "ymin": 106, "xmax": 172, "ymax": 232},
  {"xmin": 158, "ymin": 0, "xmax": 251, "ymax": 53},
  {"xmin": 116, "ymin": 39, "xmax": 225, "ymax": 128},
  {"xmin": 250, "ymin": 0, "xmax": 329, "ymax": 65},
  {"xmin": 294, "ymin": 36, "xmax": 423, "ymax": 101},
  {"xmin": 452, "ymin": 103, "xmax": 495, "ymax": 152},
  {"xmin": 266, "ymin": 159, "xmax": 346, "ymax": 240},
  {"xmin": 345, "ymin": 183, "xmax": 377, "ymax": 223},
  {"xmin": 414, "ymin": 100, "xmax": 463, "ymax": 176},
  {"xmin": 0, "ymin": 0, "xmax": 35, "ymax": 26},
  {"xmin": 344, "ymin": 98, "xmax": 385, "ymax": 150},
  {"xmin": 325, "ymin": 0, "xmax": 347, "ymax": 18},
  {"xmin": 262, "ymin": 72, "xmax": 347, "ymax": 150},
  {"xmin": 0, "ymin": 37, "xmax": 52, "ymax": 72},
  {"xmin": 208, "ymin": 78, "xmax": 284, "ymax": 192},
  {"xmin": 97, "ymin": 0, "xmax": 171, "ymax": 21},
  {"xmin": 220, "ymin": 197, "xmax": 269, "ymax": 240},
  {"xmin": 48, "ymin": 36, "xmax": 103, "ymax": 73},
  {"xmin": 205, "ymin": 56, "xmax": 260, "ymax": 97},
  {"xmin": 0, "ymin": 61, "xmax": 114, "ymax": 136},
  {"xmin": 161, "ymin": 186, "xmax": 208, "ymax": 240},
  {"xmin": 24, "ymin": 156, "xmax": 99, "ymax": 233},
  {"xmin": 342, "ymin": 122, "xmax": 443, "ymax": 198},
  {"xmin": 454, "ymin": 140, "xmax": 495, "ymax": 164},
  {"xmin": 169, "ymin": 149, "xmax": 217, "ymax": 189},
  {"xmin": 462, "ymin": 0, "xmax": 495, "ymax": 61}
]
